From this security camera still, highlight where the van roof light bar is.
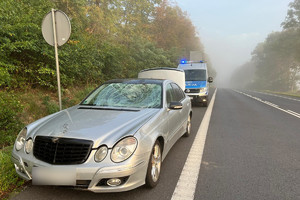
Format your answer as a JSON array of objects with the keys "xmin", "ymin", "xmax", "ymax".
[{"xmin": 180, "ymin": 59, "xmax": 205, "ymax": 64}]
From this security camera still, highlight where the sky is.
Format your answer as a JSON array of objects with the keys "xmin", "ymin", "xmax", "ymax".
[{"xmin": 175, "ymin": 0, "xmax": 293, "ymax": 87}]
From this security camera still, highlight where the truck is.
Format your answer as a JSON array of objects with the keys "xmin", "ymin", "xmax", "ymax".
[
  {"xmin": 138, "ymin": 67, "xmax": 185, "ymax": 91},
  {"xmin": 177, "ymin": 60, "xmax": 213, "ymax": 106}
]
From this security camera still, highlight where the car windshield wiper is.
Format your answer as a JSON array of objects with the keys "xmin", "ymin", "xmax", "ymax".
[
  {"xmin": 80, "ymin": 103, "xmax": 96, "ymax": 106},
  {"xmin": 78, "ymin": 106, "xmax": 140, "ymax": 112}
]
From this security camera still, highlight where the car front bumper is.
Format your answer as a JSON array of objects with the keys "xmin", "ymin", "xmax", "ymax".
[
  {"xmin": 187, "ymin": 92, "xmax": 208, "ymax": 102},
  {"xmin": 11, "ymin": 147, "xmax": 149, "ymax": 192}
]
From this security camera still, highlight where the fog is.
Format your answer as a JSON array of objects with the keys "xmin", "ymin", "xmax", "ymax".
[
  {"xmin": 201, "ymin": 31, "xmax": 262, "ymax": 87},
  {"xmin": 176, "ymin": 0, "xmax": 293, "ymax": 88}
]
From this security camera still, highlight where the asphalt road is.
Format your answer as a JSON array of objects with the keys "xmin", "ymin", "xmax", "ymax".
[
  {"xmin": 10, "ymin": 88, "xmax": 300, "ymax": 200},
  {"xmin": 195, "ymin": 89, "xmax": 299, "ymax": 200}
]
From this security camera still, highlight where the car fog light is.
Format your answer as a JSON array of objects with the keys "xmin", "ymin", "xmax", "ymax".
[
  {"xmin": 25, "ymin": 139, "xmax": 33, "ymax": 154},
  {"xmin": 107, "ymin": 178, "xmax": 122, "ymax": 187},
  {"xmin": 14, "ymin": 164, "xmax": 20, "ymax": 171},
  {"xmin": 94, "ymin": 146, "xmax": 108, "ymax": 162},
  {"xmin": 15, "ymin": 164, "xmax": 24, "ymax": 173}
]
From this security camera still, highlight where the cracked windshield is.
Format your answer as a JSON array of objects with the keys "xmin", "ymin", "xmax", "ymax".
[{"xmin": 82, "ymin": 83, "xmax": 162, "ymax": 108}]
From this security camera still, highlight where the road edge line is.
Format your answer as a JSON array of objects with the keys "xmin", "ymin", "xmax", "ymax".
[
  {"xmin": 235, "ymin": 90, "xmax": 300, "ymax": 119},
  {"xmin": 171, "ymin": 88, "xmax": 217, "ymax": 200}
]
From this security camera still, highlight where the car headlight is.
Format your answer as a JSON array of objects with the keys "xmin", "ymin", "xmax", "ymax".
[
  {"xmin": 25, "ymin": 139, "xmax": 33, "ymax": 154},
  {"xmin": 94, "ymin": 146, "xmax": 108, "ymax": 162},
  {"xmin": 111, "ymin": 137, "xmax": 137, "ymax": 163},
  {"xmin": 15, "ymin": 128, "xmax": 27, "ymax": 151},
  {"xmin": 200, "ymin": 87, "xmax": 207, "ymax": 92}
]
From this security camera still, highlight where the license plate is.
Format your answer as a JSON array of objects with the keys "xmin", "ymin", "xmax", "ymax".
[{"xmin": 32, "ymin": 167, "xmax": 76, "ymax": 185}]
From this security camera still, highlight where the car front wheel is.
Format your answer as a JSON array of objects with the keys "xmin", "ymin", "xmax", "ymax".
[{"xmin": 145, "ymin": 140, "xmax": 162, "ymax": 188}]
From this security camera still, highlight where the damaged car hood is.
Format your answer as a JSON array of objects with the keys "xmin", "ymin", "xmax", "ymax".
[{"xmin": 26, "ymin": 105, "xmax": 160, "ymax": 148}]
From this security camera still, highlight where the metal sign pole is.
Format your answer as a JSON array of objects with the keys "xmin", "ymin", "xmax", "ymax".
[{"xmin": 51, "ymin": 8, "xmax": 62, "ymax": 111}]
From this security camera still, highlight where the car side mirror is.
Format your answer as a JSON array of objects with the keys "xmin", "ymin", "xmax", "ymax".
[
  {"xmin": 169, "ymin": 102, "xmax": 183, "ymax": 110},
  {"xmin": 208, "ymin": 77, "xmax": 213, "ymax": 83}
]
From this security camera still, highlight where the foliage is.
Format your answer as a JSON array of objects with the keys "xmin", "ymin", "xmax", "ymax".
[
  {"xmin": 74, "ymin": 85, "xmax": 96, "ymax": 100},
  {"xmin": 281, "ymin": 0, "xmax": 300, "ymax": 29},
  {"xmin": 0, "ymin": 0, "xmax": 55, "ymax": 88},
  {"xmin": 151, "ymin": 0, "xmax": 203, "ymax": 57},
  {"xmin": 0, "ymin": 85, "xmax": 96, "ymax": 150},
  {"xmin": 42, "ymin": 95, "xmax": 60, "ymax": 114},
  {"xmin": 250, "ymin": 29, "xmax": 300, "ymax": 91},
  {"xmin": 0, "ymin": 146, "xmax": 25, "ymax": 199},
  {"xmin": 0, "ymin": 91, "xmax": 24, "ymax": 148},
  {"xmin": 0, "ymin": 0, "xmax": 208, "ymax": 90}
]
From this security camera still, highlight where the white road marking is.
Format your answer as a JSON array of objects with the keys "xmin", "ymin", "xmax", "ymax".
[
  {"xmin": 171, "ymin": 89, "xmax": 217, "ymax": 200},
  {"xmin": 234, "ymin": 90, "xmax": 300, "ymax": 119},
  {"xmin": 263, "ymin": 101, "xmax": 279, "ymax": 108},
  {"xmin": 287, "ymin": 110, "xmax": 300, "ymax": 118},
  {"xmin": 251, "ymin": 91, "xmax": 300, "ymax": 102}
]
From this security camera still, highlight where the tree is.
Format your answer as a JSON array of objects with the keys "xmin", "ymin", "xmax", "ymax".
[
  {"xmin": 0, "ymin": 0, "xmax": 211, "ymax": 89},
  {"xmin": 150, "ymin": 0, "xmax": 203, "ymax": 58},
  {"xmin": 248, "ymin": 0, "xmax": 300, "ymax": 92},
  {"xmin": 281, "ymin": 0, "xmax": 300, "ymax": 29},
  {"xmin": 0, "ymin": 0, "xmax": 55, "ymax": 87},
  {"xmin": 251, "ymin": 31, "xmax": 300, "ymax": 91}
]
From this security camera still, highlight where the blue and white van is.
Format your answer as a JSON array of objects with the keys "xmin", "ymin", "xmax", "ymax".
[{"xmin": 177, "ymin": 60, "xmax": 213, "ymax": 106}]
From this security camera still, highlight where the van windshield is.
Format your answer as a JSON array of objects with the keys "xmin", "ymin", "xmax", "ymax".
[{"xmin": 184, "ymin": 69, "xmax": 206, "ymax": 81}]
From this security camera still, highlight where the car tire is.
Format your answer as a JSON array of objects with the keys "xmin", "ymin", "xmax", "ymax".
[
  {"xmin": 145, "ymin": 140, "xmax": 162, "ymax": 188},
  {"xmin": 183, "ymin": 114, "xmax": 192, "ymax": 137},
  {"xmin": 202, "ymin": 101, "xmax": 208, "ymax": 107}
]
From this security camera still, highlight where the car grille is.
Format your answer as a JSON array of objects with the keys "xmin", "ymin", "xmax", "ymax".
[
  {"xmin": 33, "ymin": 136, "xmax": 93, "ymax": 165},
  {"xmin": 185, "ymin": 89, "xmax": 200, "ymax": 93}
]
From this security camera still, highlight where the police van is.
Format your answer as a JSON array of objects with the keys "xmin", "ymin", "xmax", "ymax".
[{"xmin": 177, "ymin": 60, "xmax": 213, "ymax": 106}]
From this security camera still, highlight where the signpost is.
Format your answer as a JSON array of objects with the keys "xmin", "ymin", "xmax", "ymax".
[{"xmin": 42, "ymin": 9, "xmax": 71, "ymax": 110}]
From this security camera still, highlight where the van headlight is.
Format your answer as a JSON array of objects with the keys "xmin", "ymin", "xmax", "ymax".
[
  {"xmin": 200, "ymin": 87, "xmax": 207, "ymax": 92},
  {"xmin": 15, "ymin": 128, "xmax": 27, "ymax": 151},
  {"xmin": 111, "ymin": 137, "xmax": 137, "ymax": 163}
]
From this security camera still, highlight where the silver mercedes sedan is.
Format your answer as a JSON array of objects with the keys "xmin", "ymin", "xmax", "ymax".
[{"xmin": 11, "ymin": 79, "xmax": 192, "ymax": 192}]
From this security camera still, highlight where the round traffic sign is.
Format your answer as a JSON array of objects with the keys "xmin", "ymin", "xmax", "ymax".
[{"xmin": 42, "ymin": 10, "xmax": 71, "ymax": 46}]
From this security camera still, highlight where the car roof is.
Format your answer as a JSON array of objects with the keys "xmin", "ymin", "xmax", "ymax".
[{"xmin": 140, "ymin": 67, "xmax": 183, "ymax": 73}]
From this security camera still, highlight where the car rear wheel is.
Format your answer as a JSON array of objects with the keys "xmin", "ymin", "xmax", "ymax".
[
  {"xmin": 184, "ymin": 114, "xmax": 192, "ymax": 137},
  {"xmin": 145, "ymin": 140, "xmax": 162, "ymax": 188}
]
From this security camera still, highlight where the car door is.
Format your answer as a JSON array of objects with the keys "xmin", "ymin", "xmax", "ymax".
[
  {"xmin": 165, "ymin": 83, "xmax": 179, "ymax": 151},
  {"xmin": 170, "ymin": 83, "xmax": 189, "ymax": 134},
  {"xmin": 165, "ymin": 83, "xmax": 187, "ymax": 150}
]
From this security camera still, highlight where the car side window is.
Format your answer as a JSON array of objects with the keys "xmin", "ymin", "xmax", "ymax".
[
  {"xmin": 166, "ymin": 84, "xmax": 175, "ymax": 105},
  {"xmin": 171, "ymin": 83, "xmax": 185, "ymax": 102}
]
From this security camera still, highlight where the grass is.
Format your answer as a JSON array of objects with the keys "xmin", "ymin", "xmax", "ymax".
[
  {"xmin": 0, "ymin": 146, "xmax": 25, "ymax": 199},
  {"xmin": 0, "ymin": 84, "xmax": 96, "ymax": 199},
  {"xmin": 15, "ymin": 85, "xmax": 96, "ymax": 125},
  {"xmin": 262, "ymin": 90, "xmax": 300, "ymax": 98}
]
